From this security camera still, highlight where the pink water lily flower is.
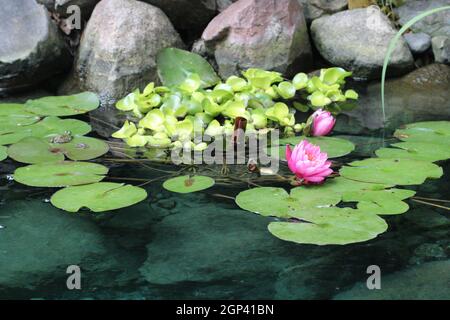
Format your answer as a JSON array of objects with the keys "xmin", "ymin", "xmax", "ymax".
[
  {"xmin": 286, "ymin": 140, "xmax": 333, "ymax": 184},
  {"xmin": 311, "ymin": 109, "xmax": 336, "ymax": 137}
]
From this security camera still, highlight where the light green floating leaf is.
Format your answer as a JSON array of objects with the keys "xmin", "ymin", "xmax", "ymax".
[
  {"xmin": 0, "ymin": 117, "xmax": 91, "ymax": 145},
  {"xmin": 340, "ymin": 158, "xmax": 443, "ymax": 186},
  {"xmin": 14, "ymin": 161, "xmax": 108, "ymax": 187},
  {"xmin": 342, "ymin": 188, "xmax": 416, "ymax": 215},
  {"xmin": 0, "ymin": 146, "xmax": 6, "ymax": 161},
  {"xmin": 394, "ymin": 121, "xmax": 450, "ymax": 145},
  {"xmin": 157, "ymin": 48, "xmax": 220, "ymax": 88},
  {"xmin": 268, "ymin": 207, "xmax": 388, "ymax": 246},
  {"xmin": 163, "ymin": 175, "xmax": 215, "ymax": 194},
  {"xmin": 8, "ymin": 136, "xmax": 109, "ymax": 164},
  {"xmin": 276, "ymin": 136, "xmax": 355, "ymax": 159},
  {"xmin": 0, "ymin": 103, "xmax": 41, "ymax": 127},
  {"xmin": 236, "ymin": 187, "xmax": 292, "ymax": 218},
  {"xmin": 376, "ymin": 141, "xmax": 450, "ymax": 162},
  {"xmin": 25, "ymin": 92, "xmax": 100, "ymax": 116},
  {"xmin": 51, "ymin": 182, "xmax": 148, "ymax": 213}
]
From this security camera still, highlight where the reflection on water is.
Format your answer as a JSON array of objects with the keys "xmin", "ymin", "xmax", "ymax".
[{"xmin": 0, "ymin": 132, "xmax": 449, "ymax": 300}]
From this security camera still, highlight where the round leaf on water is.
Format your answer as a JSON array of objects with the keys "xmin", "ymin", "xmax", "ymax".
[
  {"xmin": 51, "ymin": 182, "xmax": 148, "ymax": 213},
  {"xmin": 276, "ymin": 136, "xmax": 355, "ymax": 159},
  {"xmin": 0, "ymin": 117, "xmax": 91, "ymax": 145},
  {"xmin": 25, "ymin": 92, "xmax": 100, "ymax": 116},
  {"xmin": 342, "ymin": 188, "xmax": 416, "ymax": 215},
  {"xmin": 8, "ymin": 136, "xmax": 109, "ymax": 164},
  {"xmin": 394, "ymin": 121, "xmax": 450, "ymax": 145},
  {"xmin": 13, "ymin": 161, "xmax": 108, "ymax": 187},
  {"xmin": 157, "ymin": 48, "xmax": 220, "ymax": 88},
  {"xmin": 163, "ymin": 175, "xmax": 215, "ymax": 193},
  {"xmin": 268, "ymin": 207, "xmax": 388, "ymax": 246},
  {"xmin": 236, "ymin": 187, "xmax": 292, "ymax": 218},
  {"xmin": 376, "ymin": 141, "xmax": 450, "ymax": 162},
  {"xmin": 0, "ymin": 146, "xmax": 6, "ymax": 161},
  {"xmin": 340, "ymin": 158, "xmax": 443, "ymax": 185}
]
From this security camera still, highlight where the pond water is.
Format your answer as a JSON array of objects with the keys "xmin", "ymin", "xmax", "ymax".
[{"xmin": 0, "ymin": 129, "xmax": 449, "ymax": 300}]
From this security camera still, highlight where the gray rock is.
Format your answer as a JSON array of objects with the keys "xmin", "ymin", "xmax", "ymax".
[
  {"xmin": 311, "ymin": 7, "xmax": 414, "ymax": 80},
  {"xmin": 432, "ymin": 36, "xmax": 450, "ymax": 64},
  {"xmin": 0, "ymin": 0, "xmax": 71, "ymax": 93},
  {"xmin": 299, "ymin": 0, "xmax": 348, "ymax": 23},
  {"xmin": 0, "ymin": 200, "xmax": 109, "ymax": 290},
  {"xmin": 334, "ymin": 260, "xmax": 450, "ymax": 300},
  {"xmin": 200, "ymin": 0, "xmax": 312, "ymax": 79},
  {"xmin": 404, "ymin": 32, "xmax": 432, "ymax": 55},
  {"xmin": 395, "ymin": 0, "xmax": 450, "ymax": 38},
  {"xmin": 335, "ymin": 64, "xmax": 450, "ymax": 134},
  {"xmin": 60, "ymin": 0, "xmax": 183, "ymax": 137},
  {"xmin": 141, "ymin": 0, "xmax": 217, "ymax": 39},
  {"xmin": 37, "ymin": 0, "xmax": 100, "ymax": 18}
]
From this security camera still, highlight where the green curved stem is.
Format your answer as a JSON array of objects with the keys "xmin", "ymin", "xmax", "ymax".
[{"xmin": 381, "ymin": 6, "xmax": 450, "ymax": 123}]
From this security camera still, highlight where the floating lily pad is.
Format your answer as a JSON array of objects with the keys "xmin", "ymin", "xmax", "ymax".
[
  {"xmin": 0, "ymin": 117, "xmax": 91, "ymax": 145},
  {"xmin": 7, "ymin": 136, "xmax": 109, "ymax": 164},
  {"xmin": 236, "ymin": 187, "xmax": 293, "ymax": 218},
  {"xmin": 342, "ymin": 188, "xmax": 416, "ymax": 215},
  {"xmin": 0, "ymin": 103, "xmax": 41, "ymax": 127},
  {"xmin": 376, "ymin": 141, "xmax": 450, "ymax": 162},
  {"xmin": 275, "ymin": 136, "xmax": 355, "ymax": 160},
  {"xmin": 268, "ymin": 207, "xmax": 388, "ymax": 246},
  {"xmin": 14, "ymin": 162, "xmax": 108, "ymax": 187},
  {"xmin": 51, "ymin": 182, "xmax": 148, "ymax": 213},
  {"xmin": 0, "ymin": 146, "xmax": 6, "ymax": 161},
  {"xmin": 394, "ymin": 121, "xmax": 450, "ymax": 145},
  {"xmin": 163, "ymin": 175, "xmax": 215, "ymax": 193},
  {"xmin": 25, "ymin": 92, "xmax": 100, "ymax": 116},
  {"xmin": 157, "ymin": 48, "xmax": 220, "ymax": 89},
  {"xmin": 340, "ymin": 158, "xmax": 443, "ymax": 185}
]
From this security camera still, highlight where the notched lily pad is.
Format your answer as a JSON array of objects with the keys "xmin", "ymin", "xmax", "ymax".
[
  {"xmin": 394, "ymin": 121, "xmax": 450, "ymax": 144},
  {"xmin": 7, "ymin": 136, "xmax": 109, "ymax": 164},
  {"xmin": 13, "ymin": 161, "xmax": 108, "ymax": 187},
  {"xmin": 276, "ymin": 136, "xmax": 355, "ymax": 160},
  {"xmin": 51, "ymin": 182, "xmax": 148, "ymax": 213},
  {"xmin": 25, "ymin": 92, "xmax": 100, "ymax": 116},
  {"xmin": 376, "ymin": 141, "xmax": 450, "ymax": 162},
  {"xmin": 340, "ymin": 158, "xmax": 443, "ymax": 185},
  {"xmin": 268, "ymin": 207, "xmax": 388, "ymax": 246},
  {"xmin": 163, "ymin": 175, "xmax": 215, "ymax": 193}
]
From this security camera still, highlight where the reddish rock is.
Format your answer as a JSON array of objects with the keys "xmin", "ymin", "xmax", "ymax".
[{"xmin": 201, "ymin": 0, "xmax": 313, "ymax": 78}]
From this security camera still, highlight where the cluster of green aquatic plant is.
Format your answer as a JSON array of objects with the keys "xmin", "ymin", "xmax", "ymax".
[
  {"xmin": 112, "ymin": 48, "xmax": 358, "ymax": 150},
  {"xmin": 234, "ymin": 121, "xmax": 450, "ymax": 245},
  {"xmin": 0, "ymin": 93, "xmax": 147, "ymax": 212}
]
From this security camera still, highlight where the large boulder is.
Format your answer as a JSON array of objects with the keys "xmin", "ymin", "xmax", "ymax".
[
  {"xmin": 0, "ymin": 0, "xmax": 71, "ymax": 93},
  {"xmin": 395, "ymin": 0, "xmax": 450, "ymax": 38},
  {"xmin": 200, "ymin": 0, "xmax": 313, "ymax": 79},
  {"xmin": 60, "ymin": 0, "xmax": 184, "ymax": 137},
  {"xmin": 141, "ymin": 0, "xmax": 217, "ymax": 41},
  {"xmin": 311, "ymin": 7, "xmax": 414, "ymax": 80},
  {"xmin": 335, "ymin": 64, "xmax": 450, "ymax": 134}
]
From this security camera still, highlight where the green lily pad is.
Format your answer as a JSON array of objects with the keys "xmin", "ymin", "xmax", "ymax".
[
  {"xmin": 0, "ymin": 117, "xmax": 91, "ymax": 145},
  {"xmin": 8, "ymin": 136, "xmax": 109, "ymax": 164},
  {"xmin": 340, "ymin": 158, "xmax": 443, "ymax": 186},
  {"xmin": 163, "ymin": 175, "xmax": 215, "ymax": 193},
  {"xmin": 157, "ymin": 48, "xmax": 220, "ymax": 89},
  {"xmin": 342, "ymin": 188, "xmax": 416, "ymax": 215},
  {"xmin": 25, "ymin": 92, "xmax": 100, "ymax": 116},
  {"xmin": 0, "ymin": 146, "xmax": 6, "ymax": 161},
  {"xmin": 268, "ymin": 207, "xmax": 388, "ymax": 246},
  {"xmin": 394, "ymin": 121, "xmax": 450, "ymax": 145},
  {"xmin": 50, "ymin": 182, "xmax": 148, "ymax": 213},
  {"xmin": 376, "ymin": 141, "xmax": 450, "ymax": 162},
  {"xmin": 13, "ymin": 161, "xmax": 108, "ymax": 187},
  {"xmin": 0, "ymin": 103, "xmax": 41, "ymax": 127},
  {"xmin": 275, "ymin": 136, "xmax": 355, "ymax": 160}
]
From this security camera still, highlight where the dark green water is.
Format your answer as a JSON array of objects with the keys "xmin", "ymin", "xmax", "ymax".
[{"xmin": 0, "ymin": 132, "xmax": 449, "ymax": 300}]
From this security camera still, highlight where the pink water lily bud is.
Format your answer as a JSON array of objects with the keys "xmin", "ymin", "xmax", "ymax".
[
  {"xmin": 311, "ymin": 109, "xmax": 336, "ymax": 137},
  {"xmin": 286, "ymin": 140, "xmax": 333, "ymax": 184}
]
